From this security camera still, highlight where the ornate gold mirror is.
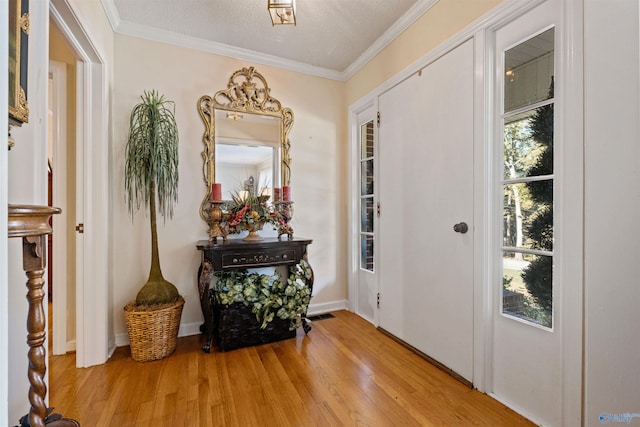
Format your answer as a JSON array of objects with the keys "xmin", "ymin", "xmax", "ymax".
[{"xmin": 198, "ymin": 67, "xmax": 294, "ymax": 225}]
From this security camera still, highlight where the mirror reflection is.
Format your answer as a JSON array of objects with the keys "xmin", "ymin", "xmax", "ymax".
[
  {"xmin": 216, "ymin": 144, "xmax": 275, "ymax": 200},
  {"xmin": 215, "ymin": 110, "xmax": 281, "ymax": 200}
]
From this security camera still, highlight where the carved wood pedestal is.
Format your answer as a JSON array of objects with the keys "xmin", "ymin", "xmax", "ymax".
[
  {"xmin": 196, "ymin": 237, "xmax": 313, "ymax": 353},
  {"xmin": 8, "ymin": 205, "xmax": 80, "ymax": 427}
]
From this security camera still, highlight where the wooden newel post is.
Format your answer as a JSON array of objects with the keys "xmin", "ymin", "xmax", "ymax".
[{"xmin": 8, "ymin": 205, "xmax": 80, "ymax": 427}]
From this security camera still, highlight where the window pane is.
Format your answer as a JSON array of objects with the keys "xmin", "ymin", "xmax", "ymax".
[
  {"xmin": 360, "ymin": 121, "xmax": 374, "ymax": 159},
  {"xmin": 361, "ymin": 197, "xmax": 374, "ymax": 233},
  {"xmin": 503, "ymin": 181, "xmax": 553, "ymax": 251},
  {"xmin": 360, "ymin": 235, "xmax": 374, "ymax": 272},
  {"xmin": 504, "ymin": 28, "xmax": 554, "ymax": 113},
  {"xmin": 502, "ymin": 252, "xmax": 552, "ymax": 328},
  {"xmin": 504, "ymin": 106, "xmax": 554, "ymax": 180},
  {"xmin": 361, "ymin": 159, "xmax": 374, "ymax": 196}
]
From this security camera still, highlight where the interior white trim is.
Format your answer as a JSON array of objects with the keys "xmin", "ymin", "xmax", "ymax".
[
  {"xmin": 50, "ymin": 0, "xmax": 111, "ymax": 368},
  {"xmin": 49, "ymin": 60, "xmax": 71, "ymax": 356},
  {"xmin": 347, "ymin": 109, "xmax": 359, "ymax": 316},
  {"xmin": 559, "ymin": 0, "xmax": 584, "ymax": 424},
  {"xmin": 472, "ymin": 28, "xmax": 489, "ymax": 393},
  {"xmin": 100, "ymin": 0, "xmax": 438, "ymax": 82},
  {"xmin": 341, "ymin": 0, "xmax": 440, "ymax": 80}
]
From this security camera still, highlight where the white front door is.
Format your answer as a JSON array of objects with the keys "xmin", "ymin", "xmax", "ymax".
[{"xmin": 378, "ymin": 39, "xmax": 475, "ymax": 382}]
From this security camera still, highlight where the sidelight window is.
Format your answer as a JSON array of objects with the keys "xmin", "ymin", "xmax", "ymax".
[
  {"xmin": 360, "ymin": 120, "xmax": 375, "ymax": 272},
  {"xmin": 500, "ymin": 28, "xmax": 555, "ymax": 328}
]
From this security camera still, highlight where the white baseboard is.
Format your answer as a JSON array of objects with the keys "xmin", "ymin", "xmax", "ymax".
[
  {"xmin": 307, "ymin": 300, "xmax": 348, "ymax": 316},
  {"xmin": 114, "ymin": 299, "xmax": 349, "ymax": 348}
]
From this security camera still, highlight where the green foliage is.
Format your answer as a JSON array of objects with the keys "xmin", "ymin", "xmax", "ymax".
[
  {"xmin": 522, "ymin": 79, "xmax": 554, "ymax": 322},
  {"xmin": 521, "ymin": 293, "xmax": 552, "ymax": 328},
  {"xmin": 521, "ymin": 256, "xmax": 553, "ymax": 316},
  {"xmin": 124, "ymin": 90, "xmax": 180, "ymax": 306},
  {"xmin": 527, "ymin": 207, "xmax": 553, "ymax": 251},
  {"xmin": 502, "ymin": 275, "xmax": 513, "ymax": 289},
  {"xmin": 213, "ymin": 261, "xmax": 313, "ymax": 330},
  {"xmin": 125, "ymin": 90, "xmax": 179, "ymax": 219}
]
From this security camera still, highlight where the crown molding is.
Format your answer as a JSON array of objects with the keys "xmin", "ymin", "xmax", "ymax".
[
  {"xmin": 100, "ymin": 0, "xmax": 343, "ymax": 80},
  {"xmin": 119, "ymin": 18, "xmax": 345, "ymax": 80},
  {"xmin": 101, "ymin": 0, "xmax": 441, "ymax": 81},
  {"xmin": 342, "ymin": 0, "xmax": 439, "ymax": 80},
  {"xmin": 100, "ymin": 0, "xmax": 120, "ymax": 30}
]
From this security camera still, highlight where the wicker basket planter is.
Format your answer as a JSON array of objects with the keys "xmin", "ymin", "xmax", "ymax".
[
  {"xmin": 212, "ymin": 301, "xmax": 296, "ymax": 352},
  {"xmin": 124, "ymin": 296, "xmax": 184, "ymax": 362}
]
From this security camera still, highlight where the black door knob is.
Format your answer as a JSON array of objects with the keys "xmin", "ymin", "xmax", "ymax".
[{"xmin": 453, "ymin": 222, "xmax": 468, "ymax": 234}]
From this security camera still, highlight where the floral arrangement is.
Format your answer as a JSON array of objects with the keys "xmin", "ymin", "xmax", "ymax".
[
  {"xmin": 212, "ymin": 260, "xmax": 313, "ymax": 330},
  {"xmin": 225, "ymin": 189, "xmax": 292, "ymax": 237},
  {"xmin": 226, "ymin": 191, "xmax": 273, "ymax": 234}
]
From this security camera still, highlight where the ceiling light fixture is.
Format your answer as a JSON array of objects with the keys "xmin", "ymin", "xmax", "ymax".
[{"xmin": 268, "ymin": 0, "xmax": 296, "ymax": 26}]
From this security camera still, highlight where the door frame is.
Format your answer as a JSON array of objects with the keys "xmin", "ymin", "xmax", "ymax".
[
  {"xmin": 50, "ymin": 0, "xmax": 111, "ymax": 367},
  {"xmin": 49, "ymin": 59, "xmax": 71, "ymax": 355}
]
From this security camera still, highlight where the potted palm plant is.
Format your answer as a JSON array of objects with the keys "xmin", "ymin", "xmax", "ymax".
[{"xmin": 123, "ymin": 90, "xmax": 184, "ymax": 362}]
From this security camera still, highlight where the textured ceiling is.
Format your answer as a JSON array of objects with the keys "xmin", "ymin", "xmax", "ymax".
[{"xmin": 105, "ymin": 0, "xmax": 437, "ymax": 80}]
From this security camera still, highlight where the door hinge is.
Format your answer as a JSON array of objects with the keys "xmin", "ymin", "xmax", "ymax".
[
  {"xmin": 377, "ymin": 292, "xmax": 380, "ymax": 308},
  {"xmin": 75, "ymin": 223, "xmax": 84, "ymax": 234},
  {"xmin": 377, "ymin": 112, "xmax": 380, "ymax": 128},
  {"xmin": 377, "ymin": 202, "xmax": 380, "ymax": 217}
]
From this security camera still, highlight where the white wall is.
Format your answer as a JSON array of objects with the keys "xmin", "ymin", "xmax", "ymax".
[
  {"xmin": 111, "ymin": 34, "xmax": 347, "ymax": 342},
  {"xmin": 584, "ymin": 0, "xmax": 640, "ymax": 425}
]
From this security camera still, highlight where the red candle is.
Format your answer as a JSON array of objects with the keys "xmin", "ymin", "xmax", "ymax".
[
  {"xmin": 282, "ymin": 185, "xmax": 291, "ymax": 202},
  {"xmin": 212, "ymin": 183, "xmax": 222, "ymax": 201},
  {"xmin": 273, "ymin": 187, "xmax": 282, "ymax": 202}
]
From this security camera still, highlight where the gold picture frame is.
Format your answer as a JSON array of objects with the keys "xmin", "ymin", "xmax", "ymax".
[{"xmin": 9, "ymin": 0, "xmax": 29, "ymax": 126}]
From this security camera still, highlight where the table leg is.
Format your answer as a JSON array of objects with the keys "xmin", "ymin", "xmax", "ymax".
[
  {"xmin": 198, "ymin": 260, "xmax": 215, "ymax": 352},
  {"xmin": 20, "ymin": 236, "xmax": 80, "ymax": 427}
]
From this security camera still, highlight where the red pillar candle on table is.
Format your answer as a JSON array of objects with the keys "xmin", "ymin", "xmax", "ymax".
[
  {"xmin": 212, "ymin": 183, "xmax": 222, "ymax": 201},
  {"xmin": 274, "ymin": 187, "xmax": 282, "ymax": 202},
  {"xmin": 282, "ymin": 185, "xmax": 291, "ymax": 201}
]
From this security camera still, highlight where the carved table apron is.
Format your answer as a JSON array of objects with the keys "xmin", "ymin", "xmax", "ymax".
[{"xmin": 196, "ymin": 237, "xmax": 313, "ymax": 352}]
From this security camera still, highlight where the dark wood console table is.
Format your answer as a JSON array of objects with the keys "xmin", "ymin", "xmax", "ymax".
[{"xmin": 196, "ymin": 237, "xmax": 313, "ymax": 353}]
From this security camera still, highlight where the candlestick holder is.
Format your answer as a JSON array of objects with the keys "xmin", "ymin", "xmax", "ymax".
[
  {"xmin": 208, "ymin": 200, "xmax": 228, "ymax": 243},
  {"xmin": 274, "ymin": 200, "xmax": 294, "ymax": 239}
]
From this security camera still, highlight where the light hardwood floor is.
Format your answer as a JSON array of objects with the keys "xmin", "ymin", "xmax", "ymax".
[{"xmin": 49, "ymin": 310, "xmax": 534, "ymax": 426}]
